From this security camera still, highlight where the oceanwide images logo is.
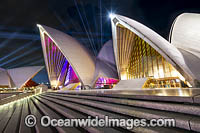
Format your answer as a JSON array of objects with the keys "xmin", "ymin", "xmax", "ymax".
[{"xmin": 25, "ymin": 114, "xmax": 176, "ymax": 129}]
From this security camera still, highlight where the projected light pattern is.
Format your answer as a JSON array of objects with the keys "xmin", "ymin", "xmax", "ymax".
[
  {"xmin": 95, "ymin": 77, "xmax": 119, "ymax": 88},
  {"xmin": 43, "ymin": 34, "xmax": 79, "ymax": 88},
  {"xmin": 64, "ymin": 65, "xmax": 79, "ymax": 86}
]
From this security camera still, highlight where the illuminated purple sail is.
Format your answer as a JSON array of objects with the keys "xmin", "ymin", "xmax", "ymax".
[{"xmin": 43, "ymin": 34, "xmax": 79, "ymax": 88}]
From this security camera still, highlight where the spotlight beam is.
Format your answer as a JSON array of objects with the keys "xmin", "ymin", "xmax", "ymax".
[
  {"xmin": 0, "ymin": 31, "xmax": 23, "ymax": 49},
  {"xmin": 7, "ymin": 55, "xmax": 42, "ymax": 69},
  {"xmin": 0, "ymin": 31, "xmax": 40, "ymax": 40},
  {"xmin": 0, "ymin": 47, "xmax": 41, "ymax": 67},
  {"xmin": 0, "ymin": 40, "xmax": 37, "ymax": 62}
]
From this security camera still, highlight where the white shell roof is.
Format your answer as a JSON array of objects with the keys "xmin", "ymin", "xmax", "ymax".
[
  {"xmin": 7, "ymin": 66, "xmax": 44, "ymax": 88},
  {"xmin": 97, "ymin": 40, "xmax": 116, "ymax": 65},
  {"xmin": 111, "ymin": 14, "xmax": 198, "ymax": 86},
  {"xmin": 0, "ymin": 66, "xmax": 43, "ymax": 88},
  {"xmin": 93, "ymin": 40, "xmax": 118, "ymax": 82},
  {"xmin": 38, "ymin": 25, "xmax": 96, "ymax": 86},
  {"xmin": 0, "ymin": 70, "xmax": 9, "ymax": 87},
  {"xmin": 170, "ymin": 13, "xmax": 200, "ymax": 83}
]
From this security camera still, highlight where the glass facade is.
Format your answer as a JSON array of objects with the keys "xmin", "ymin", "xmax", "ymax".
[
  {"xmin": 43, "ymin": 34, "xmax": 79, "ymax": 88},
  {"xmin": 116, "ymin": 24, "xmax": 188, "ymax": 88}
]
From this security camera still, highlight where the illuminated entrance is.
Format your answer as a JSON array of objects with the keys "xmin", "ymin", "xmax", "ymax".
[
  {"xmin": 116, "ymin": 24, "xmax": 190, "ymax": 88},
  {"xmin": 95, "ymin": 77, "xmax": 119, "ymax": 89}
]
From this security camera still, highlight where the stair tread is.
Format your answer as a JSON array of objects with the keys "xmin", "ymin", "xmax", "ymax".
[
  {"xmin": 19, "ymin": 99, "xmax": 33, "ymax": 133},
  {"xmin": 32, "ymin": 97, "xmax": 83, "ymax": 133},
  {"xmin": 44, "ymin": 93, "xmax": 200, "ymax": 116},
  {"xmin": 28, "ymin": 98, "xmax": 54, "ymax": 133},
  {"xmin": 41, "ymin": 94, "xmax": 194, "ymax": 131},
  {"xmin": 0, "ymin": 103, "xmax": 17, "ymax": 132},
  {"xmin": 36, "ymin": 95, "xmax": 126, "ymax": 133},
  {"xmin": 4, "ymin": 102, "xmax": 23, "ymax": 133}
]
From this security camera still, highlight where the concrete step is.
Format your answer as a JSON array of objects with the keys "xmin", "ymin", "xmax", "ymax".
[
  {"xmin": 19, "ymin": 99, "xmax": 33, "ymax": 133},
  {"xmin": 34, "ymin": 96, "xmax": 127, "ymax": 133},
  {"xmin": 49, "ymin": 89, "xmax": 198, "ymax": 103},
  {"xmin": 28, "ymin": 97, "xmax": 54, "ymax": 133},
  {"xmin": 38, "ymin": 95, "xmax": 188, "ymax": 133},
  {"xmin": 44, "ymin": 93, "xmax": 200, "ymax": 116},
  {"xmin": 4, "ymin": 102, "xmax": 23, "ymax": 133},
  {"xmin": 1, "ymin": 91, "xmax": 200, "ymax": 132},
  {"xmin": 31, "ymin": 97, "xmax": 83, "ymax": 133},
  {"xmin": 0, "ymin": 103, "xmax": 17, "ymax": 132},
  {"xmin": 40, "ymin": 93, "xmax": 196, "ymax": 132}
]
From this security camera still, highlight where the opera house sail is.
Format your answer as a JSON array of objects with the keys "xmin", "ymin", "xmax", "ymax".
[
  {"xmin": 110, "ymin": 14, "xmax": 200, "ymax": 89},
  {"xmin": 37, "ymin": 25, "xmax": 96, "ymax": 89},
  {"xmin": 0, "ymin": 66, "xmax": 43, "ymax": 89},
  {"xmin": 39, "ymin": 32, "xmax": 79, "ymax": 88}
]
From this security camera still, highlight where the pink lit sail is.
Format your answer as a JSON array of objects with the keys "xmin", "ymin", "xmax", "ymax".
[{"xmin": 44, "ymin": 34, "xmax": 80, "ymax": 88}]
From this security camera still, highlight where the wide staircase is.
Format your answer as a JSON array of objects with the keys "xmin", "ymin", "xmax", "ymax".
[{"xmin": 0, "ymin": 89, "xmax": 200, "ymax": 133}]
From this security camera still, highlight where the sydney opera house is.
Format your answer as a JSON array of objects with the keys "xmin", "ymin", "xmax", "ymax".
[
  {"xmin": 1, "ymin": 12, "xmax": 200, "ymax": 133},
  {"xmin": 38, "ymin": 13, "xmax": 200, "ymax": 90}
]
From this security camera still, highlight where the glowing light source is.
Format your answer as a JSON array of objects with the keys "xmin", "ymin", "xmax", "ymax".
[{"xmin": 109, "ymin": 13, "xmax": 115, "ymax": 19}]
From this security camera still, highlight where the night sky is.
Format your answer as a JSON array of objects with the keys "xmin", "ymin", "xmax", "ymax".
[{"xmin": 0, "ymin": 0, "xmax": 200, "ymax": 83}]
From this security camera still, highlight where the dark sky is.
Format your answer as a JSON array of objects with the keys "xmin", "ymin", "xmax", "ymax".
[{"xmin": 0, "ymin": 0, "xmax": 200, "ymax": 83}]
